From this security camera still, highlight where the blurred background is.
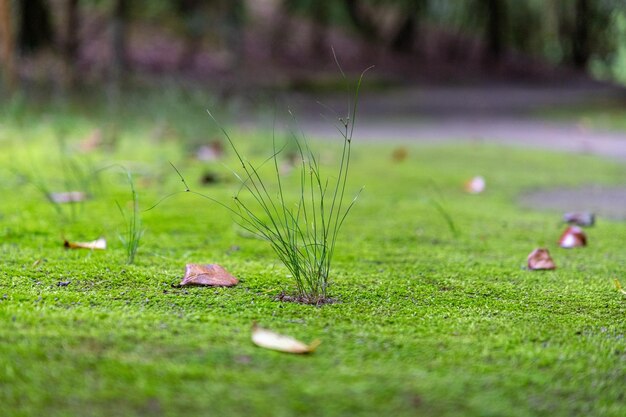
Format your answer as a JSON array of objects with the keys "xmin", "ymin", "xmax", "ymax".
[
  {"xmin": 2, "ymin": 0, "xmax": 626, "ymax": 149},
  {"xmin": 2, "ymin": 0, "xmax": 626, "ymax": 90}
]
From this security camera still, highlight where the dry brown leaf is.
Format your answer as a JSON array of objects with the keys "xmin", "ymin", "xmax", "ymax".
[
  {"xmin": 251, "ymin": 323, "xmax": 320, "ymax": 354},
  {"xmin": 178, "ymin": 263, "xmax": 238, "ymax": 287},
  {"xmin": 559, "ymin": 226, "xmax": 587, "ymax": 248},
  {"xmin": 48, "ymin": 191, "xmax": 88, "ymax": 204},
  {"xmin": 464, "ymin": 176, "xmax": 485, "ymax": 194},
  {"xmin": 196, "ymin": 140, "xmax": 224, "ymax": 161},
  {"xmin": 563, "ymin": 212, "xmax": 595, "ymax": 227},
  {"xmin": 391, "ymin": 147, "xmax": 408, "ymax": 162},
  {"xmin": 527, "ymin": 248, "xmax": 556, "ymax": 270},
  {"xmin": 64, "ymin": 237, "xmax": 106, "ymax": 250}
]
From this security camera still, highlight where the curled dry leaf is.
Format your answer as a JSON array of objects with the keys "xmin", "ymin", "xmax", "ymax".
[
  {"xmin": 179, "ymin": 263, "xmax": 238, "ymax": 287},
  {"xmin": 391, "ymin": 147, "xmax": 408, "ymax": 162},
  {"xmin": 563, "ymin": 212, "xmax": 595, "ymax": 227},
  {"xmin": 527, "ymin": 248, "xmax": 556, "ymax": 270},
  {"xmin": 196, "ymin": 140, "xmax": 224, "ymax": 161},
  {"xmin": 64, "ymin": 237, "xmax": 106, "ymax": 250},
  {"xmin": 251, "ymin": 323, "xmax": 320, "ymax": 354},
  {"xmin": 464, "ymin": 176, "xmax": 485, "ymax": 194},
  {"xmin": 48, "ymin": 191, "xmax": 88, "ymax": 204},
  {"xmin": 559, "ymin": 226, "xmax": 587, "ymax": 248}
]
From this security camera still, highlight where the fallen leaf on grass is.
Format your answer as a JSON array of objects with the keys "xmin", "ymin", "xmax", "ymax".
[
  {"xmin": 48, "ymin": 191, "xmax": 88, "ymax": 204},
  {"xmin": 251, "ymin": 323, "xmax": 320, "ymax": 354},
  {"xmin": 563, "ymin": 212, "xmax": 595, "ymax": 227},
  {"xmin": 464, "ymin": 176, "xmax": 485, "ymax": 194},
  {"xmin": 196, "ymin": 140, "xmax": 224, "ymax": 161},
  {"xmin": 391, "ymin": 147, "xmax": 408, "ymax": 162},
  {"xmin": 178, "ymin": 263, "xmax": 238, "ymax": 287},
  {"xmin": 559, "ymin": 226, "xmax": 587, "ymax": 248},
  {"xmin": 64, "ymin": 237, "xmax": 106, "ymax": 250},
  {"xmin": 527, "ymin": 248, "xmax": 556, "ymax": 270},
  {"xmin": 613, "ymin": 278, "xmax": 626, "ymax": 296}
]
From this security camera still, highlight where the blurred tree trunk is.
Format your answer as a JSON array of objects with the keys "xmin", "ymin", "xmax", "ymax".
[
  {"xmin": 0, "ymin": 0, "xmax": 16, "ymax": 92},
  {"xmin": 18, "ymin": 0, "xmax": 53, "ymax": 53},
  {"xmin": 111, "ymin": 0, "xmax": 129, "ymax": 84},
  {"xmin": 311, "ymin": 1, "xmax": 328, "ymax": 56},
  {"xmin": 224, "ymin": 0, "xmax": 244, "ymax": 69},
  {"xmin": 270, "ymin": 2, "xmax": 289, "ymax": 59},
  {"xmin": 63, "ymin": 0, "xmax": 80, "ymax": 87},
  {"xmin": 391, "ymin": 1, "xmax": 427, "ymax": 53},
  {"xmin": 391, "ymin": 15, "xmax": 416, "ymax": 52},
  {"xmin": 572, "ymin": 0, "xmax": 589, "ymax": 68},
  {"xmin": 177, "ymin": 0, "xmax": 202, "ymax": 70},
  {"xmin": 484, "ymin": 0, "xmax": 504, "ymax": 62},
  {"xmin": 344, "ymin": 0, "xmax": 377, "ymax": 40}
]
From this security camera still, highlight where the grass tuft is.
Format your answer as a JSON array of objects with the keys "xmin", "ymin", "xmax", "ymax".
[
  {"xmin": 211, "ymin": 67, "xmax": 370, "ymax": 303},
  {"xmin": 116, "ymin": 169, "xmax": 144, "ymax": 264},
  {"xmin": 164, "ymin": 67, "xmax": 371, "ymax": 303}
]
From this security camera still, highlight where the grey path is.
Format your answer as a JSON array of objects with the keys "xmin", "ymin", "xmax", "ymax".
[
  {"xmin": 519, "ymin": 186, "xmax": 626, "ymax": 220},
  {"xmin": 277, "ymin": 83, "xmax": 626, "ymax": 160},
  {"xmin": 264, "ymin": 83, "xmax": 626, "ymax": 218}
]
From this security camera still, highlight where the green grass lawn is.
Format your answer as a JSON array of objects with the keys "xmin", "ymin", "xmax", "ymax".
[{"xmin": 1, "ymin": 90, "xmax": 625, "ymax": 417}]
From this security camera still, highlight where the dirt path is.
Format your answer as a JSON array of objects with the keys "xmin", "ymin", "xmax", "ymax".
[{"xmin": 277, "ymin": 83, "xmax": 626, "ymax": 160}]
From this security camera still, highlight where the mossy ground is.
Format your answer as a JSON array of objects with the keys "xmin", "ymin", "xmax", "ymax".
[{"xmin": 0, "ymin": 88, "xmax": 625, "ymax": 417}]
